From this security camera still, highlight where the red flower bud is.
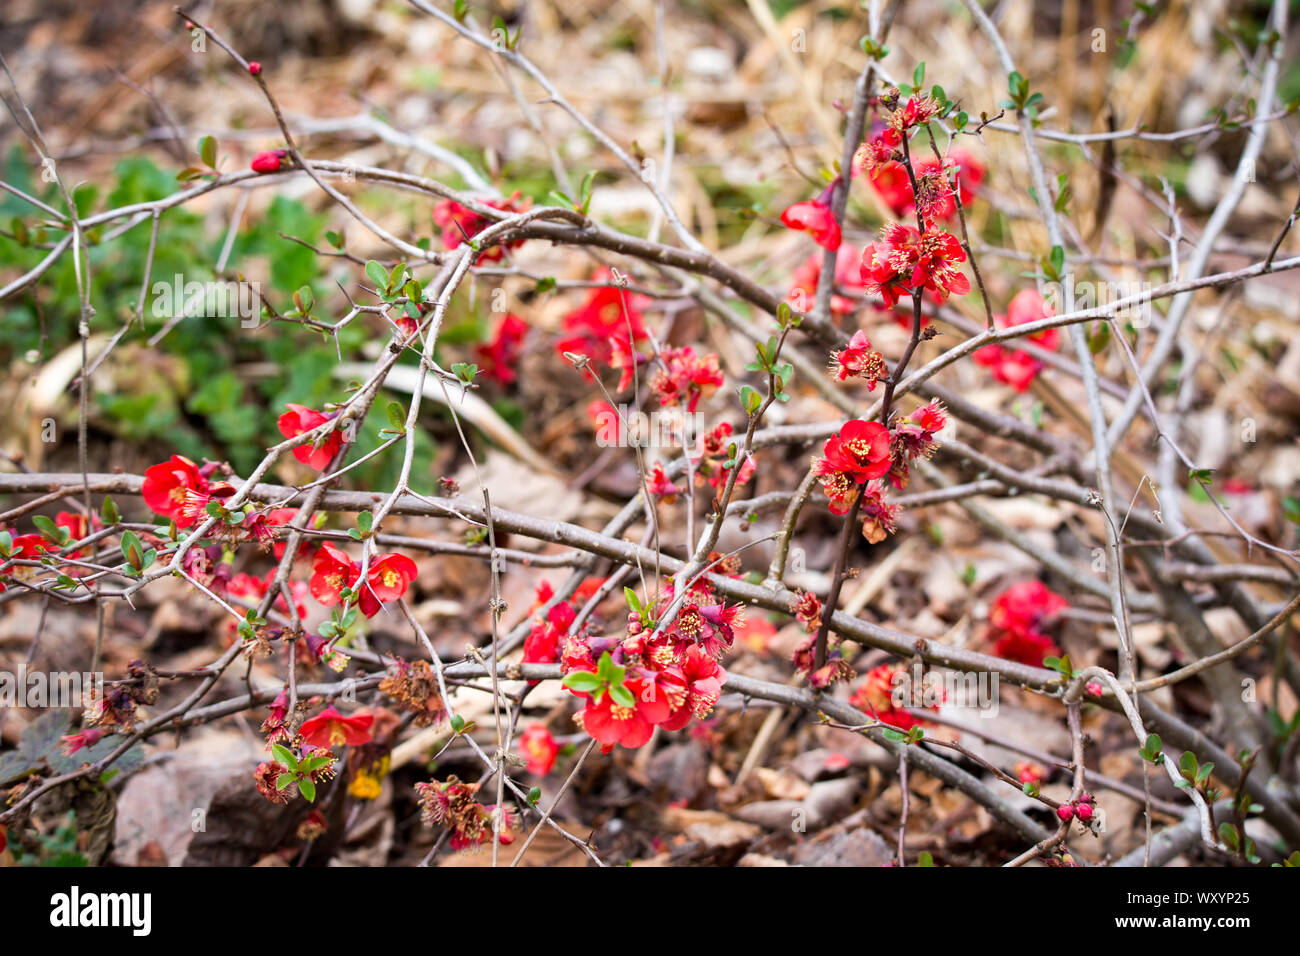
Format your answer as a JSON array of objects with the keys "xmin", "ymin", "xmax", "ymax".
[
  {"xmin": 1057, "ymin": 804, "xmax": 1074, "ymax": 822},
  {"xmin": 248, "ymin": 61, "xmax": 262, "ymax": 76},
  {"xmin": 1086, "ymin": 681, "xmax": 1103, "ymax": 697},
  {"xmin": 1075, "ymin": 802, "xmax": 1094, "ymax": 822},
  {"xmin": 250, "ymin": 149, "xmax": 288, "ymax": 174}
]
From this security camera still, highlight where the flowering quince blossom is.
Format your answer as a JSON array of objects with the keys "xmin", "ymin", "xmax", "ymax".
[
  {"xmin": 861, "ymin": 222, "xmax": 970, "ymax": 307},
  {"xmin": 559, "ymin": 579, "xmax": 733, "ymax": 751},
  {"xmin": 518, "ymin": 723, "xmax": 560, "ymax": 775},
  {"xmin": 986, "ymin": 580, "xmax": 1070, "ymax": 666},
  {"xmin": 829, "ymin": 330, "xmax": 886, "ymax": 386},
  {"xmin": 554, "ymin": 269, "xmax": 649, "ymax": 371},
  {"xmin": 299, "ymin": 705, "xmax": 375, "ymax": 749},
  {"xmin": 646, "ymin": 462, "xmax": 680, "ymax": 500},
  {"xmin": 849, "ymin": 663, "xmax": 939, "ymax": 732},
  {"xmin": 142, "ymin": 455, "xmax": 214, "ymax": 528},
  {"xmin": 308, "ymin": 544, "xmax": 417, "ymax": 618},
  {"xmin": 415, "ymin": 775, "xmax": 514, "ymax": 850},
  {"xmin": 1, "ymin": 533, "xmax": 51, "ymax": 592},
  {"xmin": 974, "ymin": 289, "xmax": 1060, "ymax": 392},
  {"xmin": 475, "ymin": 313, "xmax": 529, "ymax": 386},
  {"xmin": 650, "ymin": 345, "xmax": 724, "ymax": 412},
  {"xmin": 787, "ymin": 243, "xmax": 866, "ymax": 318},
  {"xmin": 277, "ymin": 403, "xmax": 345, "ymax": 471},
  {"xmin": 780, "ymin": 195, "xmax": 842, "ymax": 251},
  {"xmin": 432, "ymin": 190, "xmax": 530, "ymax": 262},
  {"xmin": 868, "ymin": 147, "xmax": 985, "ymax": 223},
  {"xmin": 250, "ymin": 148, "xmax": 289, "ymax": 173}
]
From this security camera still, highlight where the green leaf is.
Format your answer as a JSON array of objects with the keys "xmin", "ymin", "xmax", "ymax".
[
  {"xmin": 298, "ymin": 778, "xmax": 316, "ymax": 802},
  {"xmin": 198, "ymin": 135, "xmax": 218, "ymax": 169},
  {"xmin": 271, "ymin": 744, "xmax": 298, "ymax": 770},
  {"xmin": 275, "ymin": 772, "xmax": 296, "ymax": 791},
  {"xmin": 31, "ymin": 514, "xmax": 67, "ymax": 545},
  {"xmin": 365, "ymin": 260, "xmax": 388, "ymax": 292},
  {"xmin": 608, "ymin": 683, "xmax": 636, "ymax": 709},
  {"xmin": 562, "ymin": 671, "xmax": 603, "ymax": 694}
]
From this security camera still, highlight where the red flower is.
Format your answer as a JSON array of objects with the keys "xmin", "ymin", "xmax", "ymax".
[
  {"xmin": 849, "ymin": 663, "xmax": 937, "ymax": 731},
  {"xmin": 518, "ymin": 724, "xmax": 559, "ymax": 775},
  {"xmin": 357, "ymin": 553, "xmax": 418, "ymax": 617},
  {"xmin": 433, "ymin": 191, "xmax": 530, "ymax": 262},
  {"xmin": 658, "ymin": 645, "xmax": 725, "ymax": 731},
  {"xmin": 986, "ymin": 580, "xmax": 1069, "ymax": 666},
  {"xmin": 861, "ymin": 223, "xmax": 970, "ymax": 306},
  {"xmin": 787, "ymin": 243, "xmax": 866, "ymax": 318},
  {"xmin": 250, "ymin": 149, "xmax": 288, "ymax": 173},
  {"xmin": 646, "ymin": 462, "xmax": 680, "ymax": 499},
  {"xmin": 60, "ymin": 727, "xmax": 105, "ymax": 757},
  {"xmin": 650, "ymin": 346, "xmax": 724, "ymax": 412},
  {"xmin": 278, "ymin": 403, "xmax": 344, "ymax": 471},
  {"xmin": 299, "ymin": 706, "xmax": 375, "ymax": 749},
  {"xmin": 309, "ymin": 543, "xmax": 358, "ymax": 607},
  {"xmin": 869, "ymin": 148, "xmax": 985, "ymax": 222},
  {"xmin": 790, "ymin": 589, "xmax": 823, "ymax": 632},
  {"xmin": 554, "ymin": 270, "xmax": 648, "ymax": 369},
  {"xmin": 989, "ymin": 580, "xmax": 1068, "ymax": 635},
  {"xmin": 142, "ymin": 455, "xmax": 210, "ymax": 528},
  {"xmin": 829, "ymin": 330, "xmax": 886, "ymax": 386},
  {"xmin": 780, "ymin": 198, "xmax": 842, "ymax": 251},
  {"xmin": 475, "ymin": 314, "xmax": 529, "ymax": 386},
  {"xmin": 992, "ymin": 628, "xmax": 1060, "ymax": 667},
  {"xmin": 824, "ymin": 419, "xmax": 893, "ymax": 482},
  {"xmin": 248, "ymin": 61, "xmax": 262, "ymax": 76},
  {"xmin": 974, "ymin": 290, "xmax": 1059, "ymax": 393}
]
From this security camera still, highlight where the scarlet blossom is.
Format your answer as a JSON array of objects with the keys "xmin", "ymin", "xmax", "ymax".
[
  {"xmin": 780, "ymin": 198, "xmax": 842, "ymax": 251},
  {"xmin": 608, "ymin": 333, "xmax": 649, "ymax": 393},
  {"xmin": 790, "ymin": 589, "xmax": 823, "ymax": 633},
  {"xmin": 576, "ymin": 683, "xmax": 657, "ymax": 750},
  {"xmin": 869, "ymin": 148, "xmax": 985, "ymax": 223},
  {"xmin": 829, "ymin": 330, "xmax": 886, "ymax": 386},
  {"xmin": 849, "ymin": 663, "xmax": 937, "ymax": 732},
  {"xmin": 989, "ymin": 580, "xmax": 1069, "ymax": 635},
  {"xmin": 299, "ymin": 705, "xmax": 375, "ymax": 749},
  {"xmin": 309, "ymin": 543, "xmax": 356, "ymax": 607},
  {"xmin": 696, "ymin": 420, "xmax": 734, "ymax": 460},
  {"xmin": 787, "ymin": 243, "xmax": 866, "ymax": 318},
  {"xmin": 248, "ymin": 61, "xmax": 262, "ymax": 75},
  {"xmin": 416, "ymin": 775, "xmax": 514, "ymax": 850},
  {"xmin": 518, "ymin": 724, "xmax": 560, "ymax": 775},
  {"xmin": 357, "ymin": 552, "xmax": 418, "ymax": 618},
  {"xmin": 658, "ymin": 645, "xmax": 726, "ymax": 731},
  {"xmin": 669, "ymin": 600, "xmax": 744, "ymax": 658},
  {"xmin": 554, "ymin": 269, "xmax": 649, "ymax": 369},
  {"xmin": 250, "ymin": 149, "xmax": 288, "ymax": 173},
  {"xmin": 861, "ymin": 223, "xmax": 970, "ymax": 306},
  {"xmin": 142, "ymin": 455, "xmax": 211, "ymax": 528},
  {"xmin": 277, "ymin": 404, "xmax": 344, "ymax": 471},
  {"xmin": 824, "ymin": 419, "xmax": 893, "ymax": 482},
  {"xmin": 813, "ymin": 457, "xmax": 860, "ymax": 515},
  {"xmin": 60, "ymin": 727, "xmax": 105, "ymax": 757},
  {"xmin": 650, "ymin": 346, "xmax": 724, "ymax": 412},
  {"xmin": 974, "ymin": 290, "xmax": 1060, "ymax": 393},
  {"xmin": 707, "ymin": 451, "xmax": 756, "ymax": 493},
  {"xmin": 993, "ymin": 629, "xmax": 1060, "ymax": 667},
  {"xmin": 475, "ymin": 314, "xmax": 529, "ymax": 386},
  {"xmin": 986, "ymin": 580, "xmax": 1069, "ymax": 666},
  {"xmin": 1015, "ymin": 760, "xmax": 1047, "ymax": 785},
  {"xmin": 887, "ymin": 92, "xmax": 941, "ymax": 131},
  {"xmin": 646, "ymin": 462, "xmax": 680, "ymax": 499},
  {"xmin": 54, "ymin": 511, "xmax": 96, "ymax": 561},
  {"xmin": 793, "ymin": 636, "xmax": 855, "ymax": 688},
  {"xmin": 432, "ymin": 191, "xmax": 531, "ymax": 262},
  {"xmin": 853, "ymin": 125, "xmax": 902, "ymax": 177}
]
